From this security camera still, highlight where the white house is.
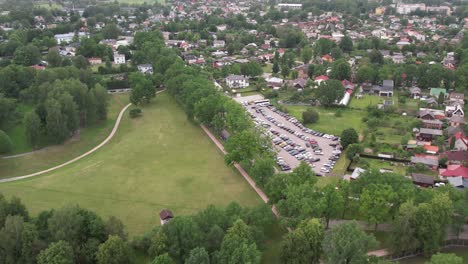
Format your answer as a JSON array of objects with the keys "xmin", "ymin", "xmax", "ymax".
[
  {"xmin": 226, "ymin": 75, "xmax": 249, "ymax": 89},
  {"xmin": 113, "ymin": 53, "xmax": 126, "ymax": 64},
  {"xmin": 137, "ymin": 64, "xmax": 153, "ymax": 75},
  {"xmin": 213, "ymin": 40, "xmax": 225, "ymax": 48}
]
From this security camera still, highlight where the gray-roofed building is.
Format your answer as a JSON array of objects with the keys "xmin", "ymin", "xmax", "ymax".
[{"xmin": 411, "ymin": 156, "xmax": 439, "ymax": 168}]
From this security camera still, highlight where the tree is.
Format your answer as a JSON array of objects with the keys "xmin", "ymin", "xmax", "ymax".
[
  {"xmin": 185, "ymin": 247, "xmax": 209, "ymax": 264},
  {"xmin": 0, "ymin": 215, "xmax": 24, "ymax": 264},
  {"xmin": 314, "ymin": 38, "xmax": 335, "ymax": 56},
  {"xmin": 359, "ymin": 184, "xmax": 395, "ymax": 230},
  {"xmin": 330, "ymin": 59, "xmax": 351, "ymax": 80},
  {"xmin": 319, "ymin": 185, "xmax": 344, "ymax": 228},
  {"xmin": 13, "ymin": 44, "xmax": 41, "ymax": 66},
  {"xmin": 341, "ymin": 128, "xmax": 359, "ymax": 149},
  {"xmin": 339, "ymin": 36, "xmax": 353, "ymax": 53},
  {"xmin": 224, "ymin": 130, "xmax": 263, "ymax": 165},
  {"xmin": 37, "ymin": 240, "xmax": 74, "ymax": 264},
  {"xmin": 162, "ymin": 217, "xmax": 201, "ymax": 262},
  {"xmin": 250, "ymin": 155, "xmax": 275, "ymax": 187},
  {"xmin": 307, "ymin": 64, "xmax": 315, "ymax": 78},
  {"xmin": 93, "ymin": 84, "xmax": 108, "ymax": 121},
  {"xmin": 301, "ymin": 47, "xmax": 313, "ymax": 63},
  {"xmin": 280, "ymin": 218, "xmax": 324, "ymax": 264},
  {"xmin": 281, "ymin": 63, "xmax": 290, "ymax": 78},
  {"xmin": 429, "ymin": 253, "xmax": 463, "ymax": 264},
  {"xmin": 47, "ymin": 48, "xmax": 62, "ymax": 67},
  {"xmin": 102, "ymin": 24, "xmax": 121, "ymax": 40},
  {"xmin": 73, "ymin": 55, "xmax": 89, "ymax": 69},
  {"xmin": 390, "ymin": 201, "xmax": 420, "ymax": 254},
  {"xmin": 346, "ymin": 144, "xmax": 362, "ymax": 160},
  {"xmin": 45, "ymin": 99, "xmax": 70, "ymax": 143},
  {"xmin": 96, "ymin": 235, "xmax": 132, "ymax": 264},
  {"xmin": 356, "ymin": 65, "xmax": 376, "ymax": 84},
  {"xmin": 24, "ymin": 111, "xmax": 42, "ymax": 148},
  {"xmin": 104, "ymin": 216, "xmax": 127, "ymax": 240},
  {"xmin": 148, "ymin": 229, "xmax": 168, "ymax": 258},
  {"xmin": 129, "ymin": 72, "xmax": 155, "ymax": 105},
  {"xmin": 437, "ymin": 92, "xmax": 445, "ymax": 105},
  {"xmin": 216, "ymin": 219, "xmax": 260, "ymax": 264},
  {"xmin": 316, "ymin": 80, "xmax": 345, "ymax": 107},
  {"xmin": 0, "ymin": 130, "xmax": 13, "ymax": 154},
  {"xmin": 241, "ymin": 61, "xmax": 263, "ymax": 77},
  {"xmin": 323, "ymin": 221, "xmax": 378, "ymax": 264},
  {"xmin": 272, "ymin": 53, "xmax": 280, "ymax": 74},
  {"xmin": 151, "ymin": 253, "xmax": 175, "ymax": 264},
  {"xmin": 302, "ymin": 108, "xmax": 319, "ymax": 124}
]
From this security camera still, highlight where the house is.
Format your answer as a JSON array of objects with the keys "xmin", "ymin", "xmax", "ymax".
[
  {"xmin": 292, "ymin": 78, "xmax": 307, "ymax": 89},
  {"xmin": 411, "ymin": 173, "xmax": 435, "ymax": 188},
  {"xmin": 54, "ymin": 32, "xmax": 88, "ymax": 44},
  {"xmin": 449, "ymin": 132, "xmax": 468, "ymax": 151},
  {"xmin": 449, "ymin": 115, "xmax": 466, "ymax": 127},
  {"xmin": 442, "ymin": 151, "xmax": 468, "ymax": 165},
  {"xmin": 159, "ymin": 209, "xmax": 174, "ymax": 225},
  {"xmin": 294, "ymin": 64, "xmax": 309, "ymax": 79},
  {"xmin": 314, "ymin": 75, "xmax": 329, "ymax": 86},
  {"xmin": 213, "ymin": 40, "xmax": 225, "ymax": 48},
  {"xmin": 411, "ymin": 156, "xmax": 439, "ymax": 169},
  {"xmin": 418, "ymin": 108, "xmax": 445, "ymax": 120},
  {"xmin": 392, "ymin": 53, "xmax": 405, "ymax": 64},
  {"xmin": 266, "ymin": 77, "xmax": 284, "ymax": 89},
  {"xmin": 277, "ymin": 3, "xmax": 303, "ymax": 10},
  {"xmin": 341, "ymin": 80, "xmax": 354, "ymax": 90},
  {"xmin": 349, "ymin": 167, "xmax": 366, "ymax": 180},
  {"xmin": 113, "ymin": 53, "xmax": 126, "ymax": 64},
  {"xmin": 225, "ymin": 75, "xmax": 249, "ymax": 89},
  {"xmin": 424, "ymin": 145, "xmax": 439, "ymax": 154},
  {"xmin": 421, "ymin": 119, "xmax": 443, "ymax": 129},
  {"xmin": 88, "ymin": 57, "xmax": 102, "ymax": 65},
  {"xmin": 449, "ymin": 92, "xmax": 465, "ymax": 105},
  {"xmin": 440, "ymin": 166, "xmax": 468, "ymax": 188},
  {"xmin": 448, "ymin": 104, "xmax": 464, "ymax": 118},
  {"xmin": 429, "ymin": 88, "xmax": 447, "ymax": 99},
  {"xmin": 410, "ymin": 87, "xmax": 421, "ymax": 99},
  {"xmin": 418, "ymin": 128, "xmax": 443, "ymax": 141},
  {"xmin": 321, "ymin": 54, "xmax": 333, "ymax": 63},
  {"xmin": 137, "ymin": 64, "xmax": 153, "ymax": 75},
  {"xmin": 381, "ymin": 80, "xmax": 394, "ymax": 96}
]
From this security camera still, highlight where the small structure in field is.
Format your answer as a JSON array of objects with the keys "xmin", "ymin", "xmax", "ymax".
[{"xmin": 159, "ymin": 209, "xmax": 174, "ymax": 225}]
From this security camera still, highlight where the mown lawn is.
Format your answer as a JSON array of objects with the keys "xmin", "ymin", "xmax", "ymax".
[
  {"xmin": 352, "ymin": 158, "xmax": 408, "ymax": 176},
  {"xmin": 0, "ymin": 94, "xmax": 129, "ymax": 178},
  {"xmin": 285, "ymin": 105, "xmax": 366, "ymax": 136},
  {"xmin": 349, "ymin": 95, "xmax": 383, "ymax": 109},
  {"xmin": 0, "ymin": 93, "xmax": 261, "ymax": 236}
]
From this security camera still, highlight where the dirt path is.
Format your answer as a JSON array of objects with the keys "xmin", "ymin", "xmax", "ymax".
[
  {"xmin": 200, "ymin": 125, "xmax": 279, "ymax": 218},
  {"xmin": 0, "ymin": 90, "xmax": 165, "ymax": 183}
]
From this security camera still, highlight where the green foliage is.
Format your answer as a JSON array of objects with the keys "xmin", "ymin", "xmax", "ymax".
[
  {"xmin": 129, "ymin": 108, "xmax": 142, "ymax": 118},
  {"xmin": 185, "ymin": 247, "xmax": 209, "ymax": 264},
  {"xmin": 13, "ymin": 44, "xmax": 41, "ymax": 66},
  {"xmin": 96, "ymin": 235, "xmax": 132, "ymax": 264},
  {"xmin": 129, "ymin": 72, "xmax": 155, "ymax": 105},
  {"xmin": 224, "ymin": 130, "xmax": 267, "ymax": 165},
  {"xmin": 323, "ymin": 221, "xmax": 378, "ymax": 264},
  {"xmin": 341, "ymin": 128, "xmax": 359, "ymax": 149},
  {"xmin": 339, "ymin": 36, "xmax": 353, "ymax": 53},
  {"xmin": 250, "ymin": 155, "xmax": 275, "ymax": 187},
  {"xmin": 359, "ymin": 184, "xmax": 395, "ymax": 230},
  {"xmin": 428, "ymin": 253, "xmax": 463, "ymax": 264},
  {"xmin": 302, "ymin": 108, "xmax": 319, "ymax": 124},
  {"xmin": 102, "ymin": 24, "xmax": 121, "ymax": 39},
  {"xmin": 0, "ymin": 130, "xmax": 13, "ymax": 154},
  {"xmin": 346, "ymin": 144, "xmax": 362, "ymax": 160},
  {"xmin": 37, "ymin": 240, "xmax": 74, "ymax": 264},
  {"xmin": 151, "ymin": 253, "xmax": 175, "ymax": 264},
  {"xmin": 280, "ymin": 219, "xmax": 324, "ymax": 264},
  {"xmin": 316, "ymin": 80, "xmax": 345, "ymax": 107},
  {"xmin": 24, "ymin": 111, "xmax": 42, "ymax": 148}
]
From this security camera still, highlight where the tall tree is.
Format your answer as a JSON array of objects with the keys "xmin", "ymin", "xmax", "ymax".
[
  {"xmin": 46, "ymin": 48, "xmax": 62, "ymax": 67},
  {"xmin": 151, "ymin": 253, "xmax": 175, "ymax": 264},
  {"xmin": 45, "ymin": 99, "xmax": 69, "ymax": 143},
  {"xmin": 185, "ymin": 247, "xmax": 209, "ymax": 264},
  {"xmin": 280, "ymin": 218, "xmax": 324, "ymax": 264},
  {"xmin": 24, "ymin": 111, "xmax": 42, "ymax": 149},
  {"xmin": 339, "ymin": 36, "xmax": 353, "ymax": 53},
  {"xmin": 0, "ymin": 130, "xmax": 13, "ymax": 154},
  {"xmin": 330, "ymin": 59, "xmax": 351, "ymax": 80},
  {"xmin": 315, "ymin": 80, "xmax": 345, "ymax": 107},
  {"xmin": 340, "ymin": 128, "xmax": 359, "ymax": 149},
  {"xmin": 96, "ymin": 235, "xmax": 132, "ymax": 264},
  {"xmin": 216, "ymin": 219, "xmax": 260, "ymax": 264},
  {"xmin": 429, "ymin": 253, "xmax": 463, "ymax": 264},
  {"xmin": 13, "ymin": 44, "xmax": 41, "ymax": 66},
  {"xmin": 250, "ymin": 155, "xmax": 275, "ymax": 187},
  {"xmin": 390, "ymin": 201, "xmax": 420, "ymax": 254},
  {"xmin": 319, "ymin": 185, "xmax": 344, "ymax": 228},
  {"xmin": 162, "ymin": 217, "xmax": 201, "ymax": 262},
  {"xmin": 323, "ymin": 221, "xmax": 378, "ymax": 264},
  {"xmin": 37, "ymin": 240, "xmax": 74, "ymax": 264},
  {"xmin": 359, "ymin": 184, "xmax": 395, "ymax": 230}
]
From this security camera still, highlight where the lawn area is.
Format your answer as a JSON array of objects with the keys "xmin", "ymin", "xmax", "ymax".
[
  {"xmin": 399, "ymin": 247, "xmax": 468, "ymax": 264},
  {"xmin": 352, "ymin": 158, "xmax": 408, "ymax": 175},
  {"xmin": 0, "ymin": 92, "xmax": 261, "ymax": 236},
  {"xmin": 332, "ymin": 155, "xmax": 351, "ymax": 175},
  {"xmin": 285, "ymin": 105, "xmax": 366, "ymax": 135},
  {"xmin": 0, "ymin": 94, "xmax": 129, "ymax": 178},
  {"xmin": 349, "ymin": 95, "xmax": 383, "ymax": 109}
]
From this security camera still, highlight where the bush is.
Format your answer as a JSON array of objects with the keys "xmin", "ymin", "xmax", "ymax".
[
  {"xmin": 302, "ymin": 108, "xmax": 320, "ymax": 124},
  {"xmin": 129, "ymin": 108, "xmax": 142, "ymax": 118},
  {"xmin": 0, "ymin": 130, "xmax": 13, "ymax": 154}
]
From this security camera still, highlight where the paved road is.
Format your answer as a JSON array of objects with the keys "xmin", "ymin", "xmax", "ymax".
[{"xmin": 0, "ymin": 90, "xmax": 166, "ymax": 183}]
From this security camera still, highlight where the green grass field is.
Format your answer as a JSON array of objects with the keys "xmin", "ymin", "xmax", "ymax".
[
  {"xmin": 285, "ymin": 105, "xmax": 365, "ymax": 135},
  {"xmin": 0, "ymin": 93, "xmax": 261, "ymax": 235},
  {"xmin": 0, "ymin": 94, "xmax": 129, "ymax": 178},
  {"xmin": 349, "ymin": 95, "xmax": 383, "ymax": 109}
]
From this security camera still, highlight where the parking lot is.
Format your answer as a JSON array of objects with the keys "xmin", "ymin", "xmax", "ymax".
[{"xmin": 236, "ymin": 98, "xmax": 342, "ymax": 175}]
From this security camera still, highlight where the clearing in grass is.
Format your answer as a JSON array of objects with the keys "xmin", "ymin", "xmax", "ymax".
[{"xmin": 0, "ymin": 93, "xmax": 261, "ymax": 235}]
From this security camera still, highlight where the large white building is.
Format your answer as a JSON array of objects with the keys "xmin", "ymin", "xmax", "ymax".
[
  {"xmin": 113, "ymin": 53, "xmax": 126, "ymax": 64},
  {"xmin": 277, "ymin": 3, "xmax": 302, "ymax": 10},
  {"xmin": 54, "ymin": 32, "xmax": 88, "ymax": 44},
  {"xmin": 396, "ymin": 4, "xmax": 426, "ymax": 14},
  {"xmin": 226, "ymin": 75, "xmax": 249, "ymax": 89}
]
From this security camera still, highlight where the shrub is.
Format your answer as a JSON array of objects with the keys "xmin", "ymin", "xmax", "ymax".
[
  {"xmin": 302, "ymin": 108, "xmax": 320, "ymax": 124},
  {"xmin": 0, "ymin": 130, "xmax": 13, "ymax": 154},
  {"xmin": 129, "ymin": 108, "xmax": 142, "ymax": 118}
]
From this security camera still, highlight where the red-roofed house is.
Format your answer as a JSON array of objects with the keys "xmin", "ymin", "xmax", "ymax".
[
  {"xmin": 315, "ymin": 75, "xmax": 329, "ymax": 86},
  {"xmin": 449, "ymin": 132, "xmax": 468, "ymax": 151},
  {"xmin": 440, "ymin": 166, "xmax": 468, "ymax": 188},
  {"xmin": 424, "ymin": 145, "xmax": 439, "ymax": 154},
  {"xmin": 321, "ymin": 54, "xmax": 333, "ymax": 63},
  {"xmin": 441, "ymin": 150, "xmax": 468, "ymax": 165}
]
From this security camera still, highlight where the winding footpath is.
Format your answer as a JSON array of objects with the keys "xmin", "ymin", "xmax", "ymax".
[{"xmin": 0, "ymin": 102, "xmax": 132, "ymax": 183}]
